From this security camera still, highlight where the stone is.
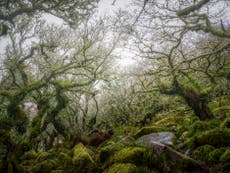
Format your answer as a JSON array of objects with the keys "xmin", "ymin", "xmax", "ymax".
[{"xmin": 135, "ymin": 132, "xmax": 174, "ymax": 147}]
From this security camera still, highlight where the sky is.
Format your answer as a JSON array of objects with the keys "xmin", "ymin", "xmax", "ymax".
[{"xmin": 0, "ymin": 0, "xmax": 135, "ymax": 69}]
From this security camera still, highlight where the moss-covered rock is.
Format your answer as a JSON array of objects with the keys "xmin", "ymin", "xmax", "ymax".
[
  {"xmin": 220, "ymin": 149, "xmax": 230, "ymax": 163},
  {"xmin": 187, "ymin": 119, "xmax": 220, "ymax": 138},
  {"xmin": 111, "ymin": 147, "xmax": 147, "ymax": 165},
  {"xmin": 194, "ymin": 145, "xmax": 215, "ymax": 161},
  {"xmin": 106, "ymin": 163, "xmax": 137, "ymax": 173},
  {"xmin": 208, "ymin": 148, "xmax": 226, "ymax": 164},
  {"xmin": 72, "ymin": 143, "xmax": 94, "ymax": 172},
  {"xmin": 134, "ymin": 126, "xmax": 166, "ymax": 138},
  {"xmin": 100, "ymin": 136, "xmax": 135, "ymax": 163},
  {"xmin": 151, "ymin": 145, "xmax": 204, "ymax": 173},
  {"xmin": 192, "ymin": 129, "xmax": 230, "ymax": 148}
]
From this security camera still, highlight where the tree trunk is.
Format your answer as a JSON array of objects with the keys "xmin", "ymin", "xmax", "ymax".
[{"xmin": 176, "ymin": 82, "xmax": 214, "ymax": 120}]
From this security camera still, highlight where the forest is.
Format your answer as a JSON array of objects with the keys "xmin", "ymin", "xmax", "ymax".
[{"xmin": 0, "ymin": 0, "xmax": 229, "ymax": 173}]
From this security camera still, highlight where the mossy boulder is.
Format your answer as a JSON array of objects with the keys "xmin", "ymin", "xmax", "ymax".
[
  {"xmin": 208, "ymin": 148, "xmax": 226, "ymax": 164},
  {"xmin": 111, "ymin": 147, "xmax": 147, "ymax": 165},
  {"xmin": 135, "ymin": 132, "xmax": 174, "ymax": 147},
  {"xmin": 187, "ymin": 119, "xmax": 220, "ymax": 138},
  {"xmin": 150, "ymin": 144, "xmax": 205, "ymax": 173},
  {"xmin": 134, "ymin": 126, "xmax": 166, "ymax": 138},
  {"xmin": 106, "ymin": 163, "xmax": 137, "ymax": 173},
  {"xmin": 220, "ymin": 149, "xmax": 230, "ymax": 163},
  {"xmin": 192, "ymin": 129, "xmax": 230, "ymax": 148},
  {"xmin": 194, "ymin": 145, "xmax": 215, "ymax": 161},
  {"xmin": 72, "ymin": 143, "xmax": 94, "ymax": 172},
  {"xmin": 100, "ymin": 136, "xmax": 135, "ymax": 163}
]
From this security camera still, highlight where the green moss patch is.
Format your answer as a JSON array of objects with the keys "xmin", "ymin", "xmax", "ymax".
[
  {"xmin": 194, "ymin": 145, "xmax": 215, "ymax": 161},
  {"xmin": 111, "ymin": 147, "xmax": 147, "ymax": 165},
  {"xmin": 107, "ymin": 163, "xmax": 137, "ymax": 173},
  {"xmin": 192, "ymin": 129, "xmax": 230, "ymax": 148},
  {"xmin": 134, "ymin": 126, "xmax": 166, "ymax": 138}
]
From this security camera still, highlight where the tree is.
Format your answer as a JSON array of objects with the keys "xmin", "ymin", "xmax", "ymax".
[
  {"xmin": 0, "ymin": 0, "xmax": 99, "ymax": 36},
  {"xmin": 123, "ymin": 0, "xmax": 230, "ymax": 120}
]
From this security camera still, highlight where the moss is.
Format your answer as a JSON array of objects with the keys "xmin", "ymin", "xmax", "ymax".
[
  {"xmin": 194, "ymin": 145, "xmax": 215, "ymax": 161},
  {"xmin": 152, "ymin": 146, "xmax": 202, "ymax": 172},
  {"xmin": 153, "ymin": 116, "xmax": 184, "ymax": 128},
  {"xmin": 220, "ymin": 149, "xmax": 230, "ymax": 163},
  {"xmin": 100, "ymin": 136, "xmax": 134, "ymax": 163},
  {"xmin": 193, "ymin": 129, "xmax": 230, "ymax": 148},
  {"xmin": 57, "ymin": 152, "xmax": 72, "ymax": 168},
  {"xmin": 72, "ymin": 143, "xmax": 94, "ymax": 170},
  {"xmin": 134, "ymin": 126, "xmax": 166, "ymax": 138},
  {"xmin": 107, "ymin": 163, "xmax": 137, "ymax": 173},
  {"xmin": 208, "ymin": 148, "xmax": 226, "ymax": 164},
  {"xmin": 35, "ymin": 151, "xmax": 49, "ymax": 162},
  {"xmin": 221, "ymin": 117, "xmax": 230, "ymax": 128},
  {"xmin": 111, "ymin": 147, "xmax": 146, "ymax": 165},
  {"xmin": 21, "ymin": 150, "xmax": 37, "ymax": 160},
  {"xmin": 187, "ymin": 119, "xmax": 220, "ymax": 138},
  {"xmin": 31, "ymin": 160, "xmax": 56, "ymax": 173}
]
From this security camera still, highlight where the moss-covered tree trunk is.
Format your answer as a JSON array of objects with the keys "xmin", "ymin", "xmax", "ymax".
[{"xmin": 175, "ymin": 81, "xmax": 214, "ymax": 120}]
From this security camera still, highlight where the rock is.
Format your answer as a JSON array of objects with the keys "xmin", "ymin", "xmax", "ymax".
[
  {"xmin": 135, "ymin": 132, "xmax": 174, "ymax": 147},
  {"xmin": 134, "ymin": 126, "xmax": 166, "ymax": 138},
  {"xmin": 111, "ymin": 147, "xmax": 146, "ymax": 165},
  {"xmin": 100, "ymin": 136, "xmax": 135, "ymax": 163},
  {"xmin": 134, "ymin": 140, "xmax": 206, "ymax": 173},
  {"xmin": 106, "ymin": 163, "xmax": 137, "ymax": 173},
  {"xmin": 150, "ymin": 144, "xmax": 206, "ymax": 173},
  {"xmin": 192, "ymin": 129, "xmax": 230, "ymax": 148}
]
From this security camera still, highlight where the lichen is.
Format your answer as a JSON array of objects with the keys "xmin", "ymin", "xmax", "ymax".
[{"xmin": 107, "ymin": 163, "xmax": 137, "ymax": 173}]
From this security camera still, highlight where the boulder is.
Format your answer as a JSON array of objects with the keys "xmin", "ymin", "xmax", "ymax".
[
  {"xmin": 135, "ymin": 132, "xmax": 174, "ymax": 147},
  {"xmin": 136, "ymin": 139, "xmax": 206, "ymax": 173},
  {"xmin": 152, "ymin": 144, "xmax": 206, "ymax": 173},
  {"xmin": 100, "ymin": 136, "xmax": 135, "ymax": 163},
  {"xmin": 72, "ymin": 143, "xmax": 94, "ymax": 172},
  {"xmin": 111, "ymin": 147, "xmax": 146, "ymax": 165}
]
